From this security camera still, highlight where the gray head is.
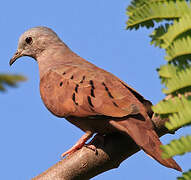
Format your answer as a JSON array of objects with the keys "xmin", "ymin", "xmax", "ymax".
[{"xmin": 10, "ymin": 26, "xmax": 62, "ymax": 65}]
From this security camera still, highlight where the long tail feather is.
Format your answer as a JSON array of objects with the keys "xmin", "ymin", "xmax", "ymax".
[{"xmin": 109, "ymin": 117, "xmax": 182, "ymax": 171}]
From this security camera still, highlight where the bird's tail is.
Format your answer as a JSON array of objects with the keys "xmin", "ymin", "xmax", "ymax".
[
  {"xmin": 139, "ymin": 128, "xmax": 181, "ymax": 171},
  {"xmin": 109, "ymin": 117, "xmax": 182, "ymax": 172}
]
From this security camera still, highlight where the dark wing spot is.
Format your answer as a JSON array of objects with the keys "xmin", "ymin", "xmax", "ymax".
[
  {"xmin": 60, "ymin": 82, "xmax": 63, "ymax": 87},
  {"xmin": 63, "ymin": 72, "xmax": 66, "ymax": 75},
  {"xmin": 72, "ymin": 93, "xmax": 78, "ymax": 105},
  {"xmin": 91, "ymin": 88, "xmax": 95, "ymax": 97},
  {"xmin": 80, "ymin": 76, "xmax": 86, "ymax": 83},
  {"xmin": 75, "ymin": 84, "xmax": 79, "ymax": 93},
  {"xmin": 70, "ymin": 75, "xmax": 74, "ymax": 79},
  {"xmin": 102, "ymin": 82, "xmax": 114, "ymax": 98},
  {"xmin": 89, "ymin": 80, "xmax": 95, "ymax": 97},
  {"xmin": 107, "ymin": 92, "xmax": 113, "ymax": 98},
  {"xmin": 89, "ymin": 80, "xmax": 95, "ymax": 89},
  {"xmin": 102, "ymin": 82, "xmax": 108, "ymax": 90},
  {"xmin": 113, "ymin": 101, "xmax": 119, "ymax": 107},
  {"xmin": 87, "ymin": 96, "xmax": 94, "ymax": 107}
]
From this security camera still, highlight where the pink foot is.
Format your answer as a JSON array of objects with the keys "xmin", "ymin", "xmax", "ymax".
[{"xmin": 61, "ymin": 132, "xmax": 93, "ymax": 158}]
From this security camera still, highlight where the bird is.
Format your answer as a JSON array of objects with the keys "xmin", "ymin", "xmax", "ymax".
[{"xmin": 10, "ymin": 26, "xmax": 181, "ymax": 171}]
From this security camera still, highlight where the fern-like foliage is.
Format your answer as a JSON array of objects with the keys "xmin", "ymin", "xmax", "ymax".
[
  {"xmin": 160, "ymin": 66, "xmax": 191, "ymax": 94},
  {"xmin": 157, "ymin": 64, "xmax": 177, "ymax": 85},
  {"xmin": 152, "ymin": 96, "xmax": 183, "ymax": 115},
  {"xmin": 126, "ymin": 0, "xmax": 191, "ymax": 29},
  {"xmin": 153, "ymin": 96, "xmax": 191, "ymax": 130},
  {"xmin": 0, "ymin": 74, "xmax": 26, "ymax": 91},
  {"xmin": 178, "ymin": 170, "xmax": 191, "ymax": 180},
  {"xmin": 161, "ymin": 135, "xmax": 191, "ymax": 158},
  {"xmin": 165, "ymin": 36, "xmax": 191, "ymax": 62},
  {"xmin": 127, "ymin": 0, "xmax": 191, "ymax": 178},
  {"xmin": 150, "ymin": 24, "xmax": 170, "ymax": 48},
  {"xmin": 166, "ymin": 102, "xmax": 191, "ymax": 130},
  {"xmin": 160, "ymin": 13, "xmax": 191, "ymax": 48}
]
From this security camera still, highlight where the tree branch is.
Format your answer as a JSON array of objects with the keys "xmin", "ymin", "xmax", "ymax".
[{"xmin": 32, "ymin": 115, "xmax": 176, "ymax": 180}]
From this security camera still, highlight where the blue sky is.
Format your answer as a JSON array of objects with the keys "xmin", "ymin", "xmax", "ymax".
[{"xmin": 0, "ymin": 1, "xmax": 190, "ymax": 179}]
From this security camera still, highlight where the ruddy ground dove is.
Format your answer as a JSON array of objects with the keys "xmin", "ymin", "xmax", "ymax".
[{"xmin": 10, "ymin": 27, "xmax": 181, "ymax": 171}]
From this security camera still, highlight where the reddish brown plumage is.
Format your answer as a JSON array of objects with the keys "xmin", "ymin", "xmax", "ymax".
[
  {"xmin": 40, "ymin": 64, "xmax": 181, "ymax": 171},
  {"xmin": 10, "ymin": 27, "xmax": 182, "ymax": 172}
]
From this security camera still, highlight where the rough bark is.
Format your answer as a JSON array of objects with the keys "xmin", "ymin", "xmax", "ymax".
[{"xmin": 32, "ymin": 115, "xmax": 176, "ymax": 180}]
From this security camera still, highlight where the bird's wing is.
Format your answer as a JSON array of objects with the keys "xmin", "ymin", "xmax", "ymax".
[
  {"xmin": 40, "ymin": 65, "xmax": 182, "ymax": 171},
  {"xmin": 40, "ymin": 65, "xmax": 151, "ymax": 118}
]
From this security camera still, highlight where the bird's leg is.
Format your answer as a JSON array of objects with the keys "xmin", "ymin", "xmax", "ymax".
[{"xmin": 61, "ymin": 131, "xmax": 93, "ymax": 158}]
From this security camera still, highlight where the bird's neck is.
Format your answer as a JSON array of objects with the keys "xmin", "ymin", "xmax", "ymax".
[{"xmin": 37, "ymin": 44, "xmax": 74, "ymax": 79}]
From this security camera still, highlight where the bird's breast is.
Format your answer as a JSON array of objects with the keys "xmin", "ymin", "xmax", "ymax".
[{"xmin": 39, "ymin": 70, "xmax": 76, "ymax": 117}]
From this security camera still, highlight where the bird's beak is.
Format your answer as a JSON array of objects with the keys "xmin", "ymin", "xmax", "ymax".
[{"xmin": 9, "ymin": 50, "xmax": 23, "ymax": 66}]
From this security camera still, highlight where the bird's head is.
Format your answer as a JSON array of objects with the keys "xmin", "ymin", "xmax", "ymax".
[{"xmin": 10, "ymin": 26, "xmax": 61, "ymax": 66}]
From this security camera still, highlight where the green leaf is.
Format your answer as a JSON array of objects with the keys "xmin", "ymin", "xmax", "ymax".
[
  {"xmin": 0, "ymin": 74, "xmax": 26, "ymax": 91},
  {"xmin": 161, "ymin": 135, "xmax": 191, "ymax": 158},
  {"xmin": 150, "ymin": 24, "xmax": 170, "ymax": 48},
  {"xmin": 153, "ymin": 96, "xmax": 191, "ymax": 130},
  {"xmin": 157, "ymin": 64, "xmax": 177, "ymax": 85},
  {"xmin": 126, "ymin": 0, "xmax": 190, "ymax": 29},
  {"xmin": 165, "ymin": 97, "xmax": 191, "ymax": 130},
  {"xmin": 160, "ymin": 13, "xmax": 191, "ymax": 49},
  {"xmin": 165, "ymin": 36, "xmax": 191, "ymax": 62},
  {"xmin": 152, "ymin": 96, "xmax": 181, "ymax": 114},
  {"xmin": 156, "ymin": 64, "xmax": 191, "ymax": 94},
  {"xmin": 159, "ymin": 65, "xmax": 191, "ymax": 94},
  {"xmin": 178, "ymin": 170, "xmax": 191, "ymax": 180}
]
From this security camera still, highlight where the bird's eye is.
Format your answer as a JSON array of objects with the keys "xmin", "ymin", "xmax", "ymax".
[{"xmin": 25, "ymin": 37, "xmax": 33, "ymax": 44}]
